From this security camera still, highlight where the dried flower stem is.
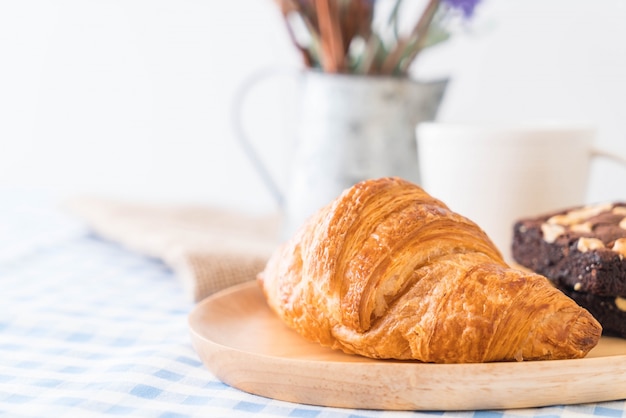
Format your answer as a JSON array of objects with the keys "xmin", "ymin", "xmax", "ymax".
[
  {"xmin": 272, "ymin": 0, "xmax": 478, "ymax": 76},
  {"xmin": 380, "ymin": 0, "xmax": 441, "ymax": 75},
  {"xmin": 357, "ymin": 34, "xmax": 384, "ymax": 75},
  {"xmin": 315, "ymin": 0, "xmax": 345, "ymax": 72},
  {"xmin": 274, "ymin": 0, "xmax": 309, "ymax": 66}
]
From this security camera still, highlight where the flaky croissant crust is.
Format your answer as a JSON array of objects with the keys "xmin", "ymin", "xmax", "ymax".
[{"xmin": 258, "ymin": 177, "xmax": 601, "ymax": 363}]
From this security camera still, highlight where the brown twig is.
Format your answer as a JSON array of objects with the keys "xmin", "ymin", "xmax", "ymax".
[
  {"xmin": 272, "ymin": 0, "xmax": 458, "ymax": 76},
  {"xmin": 357, "ymin": 34, "xmax": 384, "ymax": 75},
  {"xmin": 396, "ymin": 0, "xmax": 443, "ymax": 74},
  {"xmin": 315, "ymin": 0, "xmax": 345, "ymax": 72},
  {"xmin": 273, "ymin": 0, "xmax": 315, "ymax": 67},
  {"xmin": 340, "ymin": 0, "xmax": 372, "ymax": 53},
  {"xmin": 380, "ymin": 0, "xmax": 441, "ymax": 75}
]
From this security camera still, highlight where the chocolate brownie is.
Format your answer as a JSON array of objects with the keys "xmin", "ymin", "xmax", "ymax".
[
  {"xmin": 556, "ymin": 283, "xmax": 626, "ymax": 338},
  {"xmin": 512, "ymin": 202, "xmax": 626, "ymax": 296},
  {"xmin": 512, "ymin": 202, "xmax": 626, "ymax": 337}
]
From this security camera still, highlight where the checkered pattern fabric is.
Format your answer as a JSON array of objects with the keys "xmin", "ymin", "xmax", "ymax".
[{"xmin": 1, "ymin": 190, "xmax": 625, "ymax": 417}]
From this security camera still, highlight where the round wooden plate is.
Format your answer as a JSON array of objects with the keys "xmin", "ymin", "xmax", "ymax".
[{"xmin": 188, "ymin": 281, "xmax": 626, "ymax": 411}]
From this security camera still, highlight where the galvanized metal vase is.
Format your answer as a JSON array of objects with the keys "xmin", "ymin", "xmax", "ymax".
[{"xmin": 235, "ymin": 70, "xmax": 448, "ymax": 238}]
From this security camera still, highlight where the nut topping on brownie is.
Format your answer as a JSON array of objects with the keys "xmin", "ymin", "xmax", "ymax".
[
  {"xmin": 613, "ymin": 238, "xmax": 626, "ymax": 258},
  {"xmin": 577, "ymin": 237, "xmax": 605, "ymax": 252},
  {"xmin": 513, "ymin": 202, "xmax": 626, "ymax": 297}
]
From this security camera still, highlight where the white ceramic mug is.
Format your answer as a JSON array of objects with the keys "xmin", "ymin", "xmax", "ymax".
[{"xmin": 416, "ymin": 122, "xmax": 626, "ymax": 260}]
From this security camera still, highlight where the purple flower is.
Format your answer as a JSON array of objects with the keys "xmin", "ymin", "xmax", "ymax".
[{"xmin": 442, "ymin": 0, "xmax": 481, "ymax": 18}]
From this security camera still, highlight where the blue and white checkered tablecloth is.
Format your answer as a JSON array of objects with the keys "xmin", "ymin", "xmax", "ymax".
[{"xmin": 1, "ymin": 190, "xmax": 625, "ymax": 418}]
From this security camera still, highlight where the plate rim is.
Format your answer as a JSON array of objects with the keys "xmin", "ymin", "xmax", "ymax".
[{"xmin": 189, "ymin": 280, "xmax": 626, "ymax": 411}]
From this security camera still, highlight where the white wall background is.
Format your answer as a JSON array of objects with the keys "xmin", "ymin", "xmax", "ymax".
[{"xmin": 1, "ymin": 0, "xmax": 625, "ymax": 214}]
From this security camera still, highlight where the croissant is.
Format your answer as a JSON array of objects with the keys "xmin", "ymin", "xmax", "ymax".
[{"xmin": 258, "ymin": 177, "xmax": 601, "ymax": 363}]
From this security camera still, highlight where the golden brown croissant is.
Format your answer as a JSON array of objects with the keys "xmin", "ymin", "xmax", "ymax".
[{"xmin": 258, "ymin": 177, "xmax": 602, "ymax": 363}]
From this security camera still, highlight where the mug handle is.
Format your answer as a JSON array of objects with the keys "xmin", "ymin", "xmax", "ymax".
[
  {"xmin": 231, "ymin": 67, "xmax": 299, "ymax": 208},
  {"xmin": 591, "ymin": 147, "xmax": 626, "ymax": 167}
]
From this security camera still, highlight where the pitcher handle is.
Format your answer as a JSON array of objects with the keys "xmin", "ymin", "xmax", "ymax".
[
  {"xmin": 231, "ymin": 67, "xmax": 299, "ymax": 208},
  {"xmin": 591, "ymin": 147, "xmax": 626, "ymax": 167}
]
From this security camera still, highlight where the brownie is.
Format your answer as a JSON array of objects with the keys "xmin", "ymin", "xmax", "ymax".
[
  {"xmin": 512, "ymin": 202, "xmax": 626, "ymax": 338},
  {"xmin": 556, "ymin": 282, "xmax": 626, "ymax": 338},
  {"xmin": 512, "ymin": 202, "xmax": 626, "ymax": 296}
]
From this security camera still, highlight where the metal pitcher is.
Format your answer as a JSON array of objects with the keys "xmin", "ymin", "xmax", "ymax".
[{"xmin": 233, "ymin": 70, "xmax": 447, "ymax": 238}]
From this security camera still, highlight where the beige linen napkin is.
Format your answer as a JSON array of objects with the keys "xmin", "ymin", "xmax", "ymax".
[{"xmin": 66, "ymin": 198, "xmax": 281, "ymax": 302}]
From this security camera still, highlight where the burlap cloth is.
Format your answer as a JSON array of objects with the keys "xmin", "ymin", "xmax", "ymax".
[{"xmin": 66, "ymin": 198, "xmax": 282, "ymax": 302}]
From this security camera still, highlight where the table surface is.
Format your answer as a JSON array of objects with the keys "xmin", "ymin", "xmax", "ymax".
[{"xmin": 2, "ymin": 190, "xmax": 626, "ymax": 418}]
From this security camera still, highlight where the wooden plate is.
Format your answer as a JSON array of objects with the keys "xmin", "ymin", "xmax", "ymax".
[{"xmin": 188, "ymin": 281, "xmax": 626, "ymax": 411}]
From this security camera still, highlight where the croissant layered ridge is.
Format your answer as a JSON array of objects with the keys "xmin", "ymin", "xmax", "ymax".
[{"xmin": 258, "ymin": 177, "xmax": 602, "ymax": 363}]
